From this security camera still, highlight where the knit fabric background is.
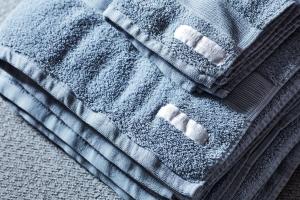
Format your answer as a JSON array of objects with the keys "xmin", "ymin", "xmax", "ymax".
[{"xmin": 0, "ymin": 0, "xmax": 298, "ymax": 199}]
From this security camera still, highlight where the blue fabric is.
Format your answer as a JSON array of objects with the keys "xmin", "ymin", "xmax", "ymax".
[
  {"xmin": 0, "ymin": 0, "xmax": 299, "ymax": 200},
  {"xmin": 2, "ymin": 60, "xmax": 299, "ymax": 200},
  {"xmin": 0, "ymin": 62, "xmax": 172, "ymax": 200}
]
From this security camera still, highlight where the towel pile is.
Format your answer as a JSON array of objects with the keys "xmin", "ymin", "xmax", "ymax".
[{"xmin": 0, "ymin": 0, "xmax": 299, "ymax": 199}]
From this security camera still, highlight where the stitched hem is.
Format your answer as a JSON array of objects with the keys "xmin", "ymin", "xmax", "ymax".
[{"xmin": 1, "ymin": 93, "xmax": 135, "ymax": 200}]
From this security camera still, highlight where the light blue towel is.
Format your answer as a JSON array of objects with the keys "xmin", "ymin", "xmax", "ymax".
[
  {"xmin": 102, "ymin": 0, "xmax": 300, "ymax": 97},
  {"xmin": 15, "ymin": 110, "xmax": 136, "ymax": 200},
  {"xmin": 0, "ymin": 0, "xmax": 299, "ymax": 200}
]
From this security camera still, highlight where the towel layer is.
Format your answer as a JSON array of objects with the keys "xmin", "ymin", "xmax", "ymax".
[{"xmin": 102, "ymin": 0, "xmax": 300, "ymax": 97}]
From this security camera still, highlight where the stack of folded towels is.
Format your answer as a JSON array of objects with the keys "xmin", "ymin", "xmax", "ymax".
[{"xmin": 0, "ymin": 0, "xmax": 299, "ymax": 199}]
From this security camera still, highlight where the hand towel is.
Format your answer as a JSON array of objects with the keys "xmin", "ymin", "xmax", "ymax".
[{"xmin": 102, "ymin": 0, "xmax": 300, "ymax": 97}]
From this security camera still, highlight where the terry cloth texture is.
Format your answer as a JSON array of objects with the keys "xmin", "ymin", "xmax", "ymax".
[
  {"xmin": 0, "ymin": 0, "xmax": 299, "ymax": 200},
  {"xmin": 103, "ymin": 0, "xmax": 300, "ymax": 97}
]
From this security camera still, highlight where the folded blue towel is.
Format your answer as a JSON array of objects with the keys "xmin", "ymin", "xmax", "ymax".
[
  {"xmin": 14, "ymin": 110, "xmax": 136, "ymax": 200},
  {"xmin": 0, "ymin": 0, "xmax": 299, "ymax": 200},
  {"xmin": 2, "ymin": 62, "xmax": 298, "ymax": 200},
  {"xmin": 102, "ymin": 0, "xmax": 300, "ymax": 97}
]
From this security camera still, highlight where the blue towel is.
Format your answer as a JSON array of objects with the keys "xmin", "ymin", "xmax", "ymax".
[
  {"xmin": 0, "ymin": 60, "xmax": 173, "ymax": 200},
  {"xmin": 102, "ymin": 0, "xmax": 300, "ymax": 97},
  {"xmin": 0, "ymin": 66, "xmax": 167, "ymax": 200},
  {"xmin": 0, "ymin": 0, "xmax": 299, "ymax": 199}
]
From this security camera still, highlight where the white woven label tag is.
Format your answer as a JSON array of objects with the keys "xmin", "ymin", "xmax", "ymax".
[
  {"xmin": 157, "ymin": 104, "xmax": 208, "ymax": 145},
  {"xmin": 174, "ymin": 25, "xmax": 226, "ymax": 66}
]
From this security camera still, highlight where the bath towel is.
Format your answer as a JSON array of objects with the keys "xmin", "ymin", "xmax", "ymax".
[
  {"xmin": 0, "ymin": 0, "xmax": 299, "ymax": 200},
  {"xmin": 1, "ymin": 64, "xmax": 298, "ymax": 200}
]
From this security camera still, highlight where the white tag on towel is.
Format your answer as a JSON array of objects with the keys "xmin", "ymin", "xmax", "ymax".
[
  {"xmin": 174, "ymin": 25, "xmax": 226, "ymax": 66},
  {"xmin": 157, "ymin": 104, "xmax": 208, "ymax": 145}
]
